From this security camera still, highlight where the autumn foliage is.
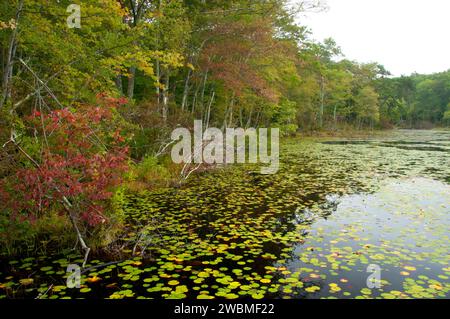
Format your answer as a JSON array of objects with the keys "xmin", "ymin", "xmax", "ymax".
[
  {"xmin": 1, "ymin": 95, "xmax": 129, "ymax": 227},
  {"xmin": 201, "ymin": 19, "xmax": 281, "ymax": 103}
]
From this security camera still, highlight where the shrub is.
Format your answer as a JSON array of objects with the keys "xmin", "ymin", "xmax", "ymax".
[
  {"xmin": 125, "ymin": 156, "xmax": 176, "ymax": 192},
  {"xmin": 0, "ymin": 210, "xmax": 74, "ymax": 255},
  {"xmin": 0, "ymin": 95, "xmax": 130, "ymax": 253}
]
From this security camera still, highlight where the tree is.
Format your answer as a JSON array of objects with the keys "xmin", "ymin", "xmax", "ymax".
[
  {"xmin": 444, "ymin": 103, "xmax": 450, "ymax": 125},
  {"xmin": 354, "ymin": 86, "xmax": 380, "ymax": 129}
]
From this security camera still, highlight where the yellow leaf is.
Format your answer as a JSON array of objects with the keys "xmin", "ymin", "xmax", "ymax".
[
  {"xmin": 19, "ymin": 278, "xmax": 34, "ymax": 286},
  {"xmin": 168, "ymin": 280, "xmax": 179, "ymax": 286},
  {"xmin": 87, "ymin": 276, "xmax": 102, "ymax": 283}
]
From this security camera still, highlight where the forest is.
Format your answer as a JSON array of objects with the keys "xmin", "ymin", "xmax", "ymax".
[{"xmin": 0, "ymin": 0, "xmax": 449, "ymax": 301}]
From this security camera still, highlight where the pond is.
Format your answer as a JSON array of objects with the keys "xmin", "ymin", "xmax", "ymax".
[{"xmin": 1, "ymin": 130, "xmax": 449, "ymax": 299}]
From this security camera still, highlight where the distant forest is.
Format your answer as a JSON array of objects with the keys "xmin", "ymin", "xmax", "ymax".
[{"xmin": 377, "ymin": 71, "xmax": 450, "ymax": 129}]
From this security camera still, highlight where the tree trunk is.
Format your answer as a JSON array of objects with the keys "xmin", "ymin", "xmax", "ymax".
[
  {"xmin": 200, "ymin": 70, "xmax": 208, "ymax": 111},
  {"xmin": 223, "ymin": 93, "xmax": 235, "ymax": 129},
  {"xmin": 255, "ymin": 108, "xmax": 262, "ymax": 127},
  {"xmin": 333, "ymin": 104, "xmax": 337, "ymax": 128},
  {"xmin": 191, "ymin": 83, "xmax": 200, "ymax": 115},
  {"xmin": 239, "ymin": 107, "xmax": 244, "ymax": 127},
  {"xmin": 181, "ymin": 69, "xmax": 191, "ymax": 112},
  {"xmin": 246, "ymin": 106, "xmax": 254, "ymax": 128},
  {"xmin": 162, "ymin": 71, "xmax": 169, "ymax": 123},
  {"xmin": 228, "ymin": 103, "xmax": 234, "ymax": 128},
  {"xmin": 156, "ymin": 59, "xmax": 161, "ymax": 108},
  {"xmin": 319, "ymin": 75, "xmax": 325, "ymax": 129},
  {"xmin": 205, "ymin": 90, "xmax": 215, "ymax": 129},
  {"xmin": 0, "ymin": 0, "xmax": 24, "ymax": 109},
  {"xmin": 127, "ymin": 66, "xmax": 136, "ymax": 100},
  {"xmin": 155, "ymin": 0, "xmax": 162, "ymax": 109},
  {"xmin": 115, "ymin": 74, "xmax": 123, "ymax": 95}
]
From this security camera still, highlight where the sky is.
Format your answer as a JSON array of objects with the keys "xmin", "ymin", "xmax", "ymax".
[{"xmin": 300, "ymin": 0, "xmax": 450, "ymax": 76}]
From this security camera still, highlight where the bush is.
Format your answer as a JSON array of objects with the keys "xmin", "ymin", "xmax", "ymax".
[
  {"xmin": 280, "ymin": 124, "xmax": 299, "ymax": 136},
  {"xmin": 0, "ymin": 210, "xmax": 74, "ymax": 256},
  {"xmin": 443, "ymin": 106, "xmax": 450, "ymax": 126},
  {"xmin": 0, "ymin": 95, "xmax": 130, "ymax": 253},
  {"xmin": 125, "ymin": 156, "xmax": 176, "ymax": 192}
]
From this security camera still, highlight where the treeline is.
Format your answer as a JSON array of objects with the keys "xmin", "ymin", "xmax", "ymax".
[
  {"xmin": 377, "ymin": 71, "xmax": 450, "ymax": 128},
  {"xmin": 2, "ymin": 1, "xmax": 448, "ymax": 142}
]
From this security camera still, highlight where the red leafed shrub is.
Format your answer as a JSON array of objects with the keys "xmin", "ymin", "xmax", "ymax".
[{"xmin": 1, "ymin": 95, "xmax": 129, "ymax": 228}]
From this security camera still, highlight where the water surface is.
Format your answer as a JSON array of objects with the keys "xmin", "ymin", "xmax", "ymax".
[{"xmin": 1, "ymin": 130, "xmax": 449, "ymax": 299}]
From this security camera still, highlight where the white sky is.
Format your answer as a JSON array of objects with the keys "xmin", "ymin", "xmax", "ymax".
[{"xmin": 300, "ymin": 0, "xmax": 450, "ymax": 76}]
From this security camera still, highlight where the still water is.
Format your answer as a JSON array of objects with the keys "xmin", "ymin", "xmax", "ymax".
[{"xmin": 1, "ymin": 130, "xmax": 449, "ymax": 299}]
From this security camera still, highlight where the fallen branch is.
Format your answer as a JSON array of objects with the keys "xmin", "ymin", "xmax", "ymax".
[
  {"xmin": 35, "ymin": 284, "xmax": 53, "ymax": 300},
  {"xmin": 155, "ymin": 139, "xmax": 176, "ymax": 158}
]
